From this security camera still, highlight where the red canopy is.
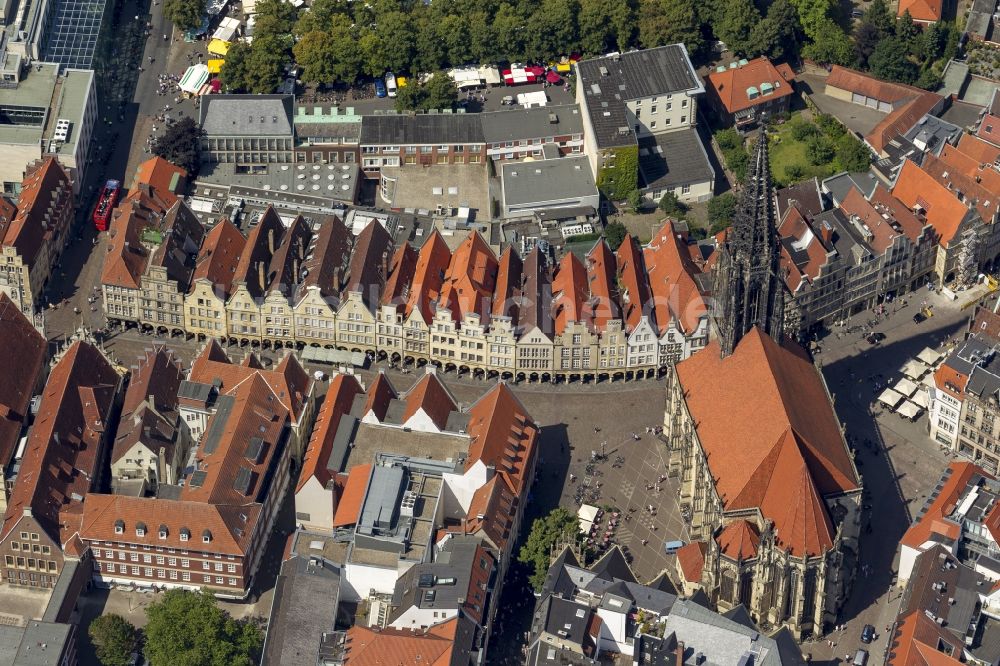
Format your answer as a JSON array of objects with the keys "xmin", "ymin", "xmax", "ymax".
[{"xmin": 545, "ymin": 70, "xmax": 562, "ymax": 84}]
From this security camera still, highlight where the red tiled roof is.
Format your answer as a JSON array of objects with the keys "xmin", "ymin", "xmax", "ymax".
[
  {"xmin": 100, "ymin": 198, "xmax": 153, "ymax": 289},
  {"xmin": 616, "ymin": 235, "xmax": 653, "ymax": 332},
  {"xmin": 900, "ymin": 462, "xmax": 983, "ymax": 549},
  {"xmin": 778, "ymin": 207, "xmax": 829, "ymax": 291},
  {"xmin": 492, "ymin": 246, "xmax": 523, "ymax": 324},
  {"xmin": 402, "ymin": 371, "xmax": 457, "ymax": 430},
  {"xmin": 465, "ymin": 383, "xmax": 538, "ymax": 496},
  {"xmin": 266, "ymin": 214, "xmax": 311, "ymax": 296},
  {"xmin": 971, "ymin": 304, "xmax": 1000, "ymax": 344},
  {"xmin": 298, "ymin": 214, "xmax": 352, "ymax": 300},
  {"xmin": 676, "ymin": 541, "xmax": 706, "ymax": 582},
  {"xmin": 717, "ymin": 520, "xmax": 760, "ymax": 560},
  {"xmin": 675, "ymin": 329, "xmax": 859, "ymax": 557},
  {"xmin": 438, "ymin": 231, "xmax": 498, "ymax": 325},
  {"xmin": 345, "ymin": 220, "xmax": 394, "ymax": 310},
  {"xmin": 0, "ymin": 294, "xmax": 46, "ymax": 468},
  {"xmin": 133, "ymin": 156, "xmax": 186, "ymax": 207},
  {"xmin": 869, "ymin": 185, "xmax": 927, "ymax": 243},
  {"xmin": 4, "ymin": 158, "xmax": 72, "ymax": 266},
  {"xmin": 79, "ymin": 494, "xmax": 259, "ymax": 556},
  {"xmin": 340, "ymin": 619, "xmax": 461, "ymax": 665},
  {"xmin": 921, "ymin": 152, "xmax": 999, "ymax": 225},
  {"xmin": 889, "ymin": 610, "xmax": 964, "ymax": 666},
  {"xmin": 362, "ymin": 372, "xmax": 397, "ymax": 421},
  {"xmin": 892, "ymin": 160, "xmax": 972, "ymax": 247},
  {"xmin": 381, "ymin": 242, "xmax": 418, "ymax": 309},
  {"xmin": 937, "ymin": 143, "xmax": 1000, "ymax": 201},
  {"xmin": 956, "ymin": 133, "xmax": 1000, "ymax": 165},
  {"xmin": 332, "ymin": 463, "xmax": 372, "ymax": 527},
  {"xmin": 192, "ymin": 219, "xmax": 246, "ymax": 296},
  {"xmin": 585, "ymin": 240, "xmax": 620, "ymax": 333},
  {"xmin": 405, "ymin": 231, "xmax": 451, "ymax": 323},
  {"xmin": 644, "ymin": 220, "xmax": 709, "ymax": 335},
  {"xmin": 869, "ymin": 93, "xmax": 942, "ymax": 154},
  {"xmin": 840, "ymin": 186, "xmax": 900, "ymax": 254},
  {"xmin": 233, "ymin": 207, "xmax": 283, "ymax": 298},
  {"xmin": 298, "ymin": 374, "xmax": 363, "ymax": 493},
  {"xmin": 897, "ymin": 0, "xmax": 943, "ymax": 22},
  {"xmin": 113, "ymin": 345, "xmax": 184, "ymax": 465},
  {"xmin": 707, "ymin": 57, "xmax": 794, "ymax": 114},
  {"xmin": 0, "ymin": 342, "xmax": 119, "ymax": 545},
  {"xmin": 933, "ymin": 363, "xmax": 968, "ymax": 400},
  {"xmin": 978, "ymin": 113, "xmax": 1000, "ymax": 148},
  {"xmin": 552, "ymin": 252, "xmax": 589, "ymax": 335},
  {"xmin": 464, "ymin": 474, "xmax": 517, "ymax": 551}
]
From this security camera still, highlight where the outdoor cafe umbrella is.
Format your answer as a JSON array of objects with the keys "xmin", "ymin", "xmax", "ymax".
[{"xmin": 545, "ymin": 70, "xmax": 562, "ymax": 84}]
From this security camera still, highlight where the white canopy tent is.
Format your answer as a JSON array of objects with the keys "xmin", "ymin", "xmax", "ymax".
[
  {"xmin": 911, "ymin": 389, "xmax": 929, "ymax": 409},
  {"xmin": 918, "ymin": 347, "xmax": 944, "ymax": 366},
  {"xmin": 449, "ymin": 67, "xmax": 483, "ymax": 89},
  {"xmin": 479, "ymin": 65, "xmax": 502, "ymax": 86},
  {"xmin": 578, "ymin": 504, "xmax": 600, "ymax": 534},
  {"xmin": 894, "ymin": 378, "xmax": 919, "ymax": 397},
  {"xmin": 898, "ymin": 401, "xmax": 924, "ymax": 420},
  {"xmin": 878, "ymin": 388, "xmax": 905, "ymax": 409},
  {"xmin": 901, "ymin": 360, "xmax": 929, "ymax": 380},
  {"xmin": 179, "ymin": 64, "xmax": 209, "ymax": 94},
  {"xmin": 517, "ymin": 90, "xmax": 548, "ymax": 108},
  {"xmin": 212, "ymin": 16, "xmax": 241, "ymax": 42}
]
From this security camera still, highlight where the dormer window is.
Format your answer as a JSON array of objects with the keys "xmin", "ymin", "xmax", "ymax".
[
  {"xmin": 202, "ymin": 529, "xmax": 212, "ymax": 544},
  {"xmin": 114, "ymin": 519, "xmax": 124, "ymax": 535},
  {"xmin": 136, "ymin": 522, "xmax": 146, "ymax": 537},
  {"xmin": 158, "ymin": 524, "xmax": 168, "ymax": 539},
  {"xmin": 180, "ymin": 528, "xmax": 190, "ymax": 542}
]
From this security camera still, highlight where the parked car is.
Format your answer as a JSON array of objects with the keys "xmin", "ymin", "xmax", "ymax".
[
  {"xmin": 913, "ymin": 312, "xmax": 927, "ymax": 324},
  {"xmin": 854, "ymin": 649, "xmax": 869, "ymax": 665},
  {"xmin": 866, "ymin": 332, "xmax": 886, "ymax": 345},
  {"xmin": 861, "ymin": 624, "xmax": 876, "ymax": 644},
  {"xmin": 385, "ymin": 72, "xmax": 397, "ymax": 97},
  {"xmin": 374, "ymin": 78, "xmax": 387, "ymax": 98}
]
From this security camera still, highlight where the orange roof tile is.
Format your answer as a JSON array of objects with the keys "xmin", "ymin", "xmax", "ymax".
[
  {"xmin": 362, "ymin": 373, "xmax": 397, "ymax": 421},
  {"xmin": 405, "ymin": 231, "xmax": 451, "ymax": 323},
  {"xmin": 0, "ymin": 294, "xmax": 46, "ymax": 468},
  {"xmin": 192, "ymin": 219, "xmax": 246, "ymax": 296},
  {"xmin": 840, "ymin": 186, "xmax": 900, "ymax": 254},
  {"xmin": 381, "ymin": 242, "xmax": 418, "ymax": 309},
  {"xmin": 892, "ymin": 160, "xmax": 973, "ymax": 247},
  {"xmin": 233, "ymin": 207, "xmax": 283, "ymax": 298},
  {"xmin": 332, "ymin": 463, "xmax": 372, "ymax": 527},
  {"xmin": 402, "ymin": 371, "xmax": 457, "ymax": 430},
  {"xmin": 938, "ymin": 143, "xmax": 1000, "ymax": 199},
  {"xmin": 298, "ymin": 374, "xmax": 363, "ymax": 493},
  {"xmin": 956, "ymin": 133, "xmax": 1000, "ymax": 165},
  {"xmin": 707, "ymin": 57, "xmax": 795, "ymax": 115},
  {"xmin": 675, "ymin": 329, "xmax": 859, "ymax": 557},
  {"xmin": 585, "ymin": 240, "xmax": 620, "ymax": 333},
  {"xmin": 869, "ymin": 185, "xmax": 928, "ymax": 242},
  {"xmin": 4, "ymin": 158, "xmax": 72, "ymax": 266},
  {"xmin": 438, "ymin": 231, "xmax": 498, "ymax": 324},
  {"xmin": 345, "ymin": 220, "xmax": 394, "ymax": 310},
  {"xmin": 464, "ymin": 384, "xmax": 538, "ymax": 496},
  {"xmin": 900, "ymin": 462, "xmax": 982, "ymax": 549},
  {"xmin": 464, "ymin": 474, "xmax": 517, "ymax": 551},
  {"xmin": 133, "ymin": 156, "xmax": 186, "ymax": 207},
  {"xmin": 0, "ymin": 342, "xmax": 119, "ymax": 545},
  {"xmin": 100, "ymin": 197, "xmax": 153, "ymax": 289},
  {"xmin": 676, "ymin": 541, "xmax": 706, "ymax": 582},
  {"xmin": 616, "ymin": 235, "xmax": 653, "ymax": 332},
  {"xmin": 897, "ymin": 0, "xmax": 942, "ymax": 21},
  {"xmin": 644, "ymin": 220, "xmax": 709, "ymax": 335},
  {"xmin": 717, "ymin": 520, "xmax": 760, "ymax": 560},
  {"xmin": 922, "ymin": 152, "xmax": 999, "ymax": 224},
  {"xmin": 778, "ymin": 207, "xmax": 829, "ymax": 290},
  {"xmin": 492, "ymin": 247, "xmax": 523, "ymax": 324},
  {"xmin": 978, "ymin": 113, "xmax": 1000, "ymax": 147},
  {"xmin": 889, "ymin": 610, "xmax": 964, "ymax": 666},
  {"xmin": 933, "ymin": 363, "xmax": 968, "ymax": 400},
  {"xmin": 552, "ymin": 252, "xmax": 589, "ymax": 335},
  {"xmin": 340, "ymin": 619, "xmax": 463, "ymax": 665}
]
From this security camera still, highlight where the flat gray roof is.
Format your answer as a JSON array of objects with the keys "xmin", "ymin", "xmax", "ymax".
[
  {"xmin": 0, "ymin": 62, "xmax": 58, "ymax": 146},
  {"xmin": 263, "ymin": 556, "xmax": 341, "ymax": 666},
  {"xmin": 345, "ymin": 422, "xmax": 469, "ymax": 470},
  {"xmin": 481, "ymin": 104, "xmax": 583, "ymax": 143},
  {"xmin": 501, "ymin": 156, "xmax": 596, "ymax": 207},
  {"xmin": 360, "ymin": 113, "xmax": 484, "ymax": 146},
  {"xmin": 637, "ymin": 128, "xmax": 715, "ymax": 192},
  {"xmin": 200, "ymin": 94, "xmax": 295, "ymax": 137},
  {"xmin": 14, "ymin": 621, "xmax": 72, "ymax": 666}
]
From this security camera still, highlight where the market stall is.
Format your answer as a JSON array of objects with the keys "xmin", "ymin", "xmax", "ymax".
[
  {"xmin": 503, "ymin": 64, "xmax": 545, "ymax": 85},
  {"xmin": 207, "ymin": 38, "xmax": 231, "ymax": 56},
  {"xmin": 517, "ymin": 90, "xmax": 548, "ymax": 108},
  {"xmin": 179, "ymin": 64, "xmax": 210, "ymax": 95},
  {"xmin": 448, "ymin": 67, "xmax": 483, "ymax": 89},
  {"xmin": 479, "ymin": 65, "xmax": 501, "ymax": 86},
  {"xmin": 206, "ymin": 59, "xmax": 224, "ymax": 74},
  {"xmin": 911, "ymin": 389, "xmax": 929, "ymax": 409},
  {"xmin": 212, "ymin": 16, "xmax": 241, "ymax": 42},
  {"xmin": 877, "ymin": 388, "xmax": 904, "ymax": 409},
  {"xmin": 578, "ymin": 504, "xmax": 600, "ymax": 534}
]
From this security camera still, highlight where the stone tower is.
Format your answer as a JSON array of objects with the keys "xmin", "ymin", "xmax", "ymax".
[{"xmin": 713, "ymin": 130, "xmax": 785, "ymax": 357}]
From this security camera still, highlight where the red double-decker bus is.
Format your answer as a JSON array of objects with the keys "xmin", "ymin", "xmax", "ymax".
[{"xmin": 92, "ymin": 180, "xmax": 121, "ymax": 231}]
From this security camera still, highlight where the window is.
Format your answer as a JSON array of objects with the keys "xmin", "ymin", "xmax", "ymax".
[
  {"xmin": 11, "ymin": 542, "xmax": 18, "ymax": 551},
  {"xmin": 182, "ymin": 572, "xmax": 191, "ymax": 582},
  {"xmin": 19, "ymin": 532, "xmax": 27, "ymax": 540},
  {"xmin": 145, "ymin": 567, "xmax": 153, "ymax": 577},
  {"xmin": 216, "ymin": 576, "xmax": 224, "ymax": 584},
  {"xmin": 203, "ymin": 575, "xmax": 211, "ymax": 583},
  {"xmin": 203, "ymin": 561, "xmax": 211, "ymax": 570},
  {"xmin": 131, "ymin": 566, "xmax": 140, "ymax": 575},
  {"xmin": 650, "ymin": 121, "xmax": 657, "ymax": 129},
  {"xmin": 228, "ymin": 578, "xmax": 237, "ymax": 585},
  {"xmin": 4, "ymin": 556, "xmax": 12, "ymax": 566},
  {"xmin": 228, "ymin": 563, "xmax": 236, "ymax": 572}
]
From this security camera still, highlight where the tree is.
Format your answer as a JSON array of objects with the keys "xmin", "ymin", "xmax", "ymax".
[
  {"xmin": 220, "ymin": 41, "xmax": 251, "ymax": 92},
  {"xmin": 436, "ymin": 14, "xmax": 473, "ymax": 66},
  {"xmin": 163, "ymin": 0, "xmax": 205, "ymax": 32},
  {"xmin": 493, "ymin": 3, "xmax": 527, "ymax": 63},
  {"xmin": 835, "ymin": 133, "xmax": 872, "ymax": 171},
  {"xmin": 294, "ymin": 0, "xmax": 347, "ymax": 35},
  {"xmin": 528, "ymin": 0, "xmax": 580, "ymax": 61},
  {"xmin": 604, "ymin": 221, "xmax": 628, "ymax": 250},
  {"xmin": 579, "ymin": 0, "xmax": 636, "ymax": 55},
  {"xmin": 869, "ymin": 37, "xmax": 918, "ymax": 84},
  {"xmin": 294, "ymin": 30, "xmax": 339, "ymax": 85},
  {"xmin": 716, "ymin": 0, "xmax": 761, "ymax": 57},
  {"xmin": 638, "ymin": 0, "xmax": 703, "ymax": 54},
  {"xmin": 789, "ymin": 0, "xmax": 836, "ymax": 41},
  {"xmin": 242, "ymin": 35, "xmax": 290, "ymax": 93},
  {"xmin": 374, "ymin": 11, "xmax": 416, "ymax": 73},
  {"xmin": 627, "ymin": 189, "xmax": 643, "ymax": 213},
  {"xmin": 707, "ymin": 192, "xmax": 737, "ymax": 234},
  {"xmin": 914, "ymin": 67, "xmax": 941, "ymax": 91},
  {"xmin": 394, "ymin": 73, "xmax": 457, "ymax": 111},
  {"xmin": 918, "ymin": 20, "xmax": 947, "ymax": 61},
  {"xmin": 144, "ymin": 590, "xmax": 262, "ymax": 666},
  {"xmin": 854, "ymin": 22, "xmax": 880, "ymax": 68},
  {"xmin": 895, "ymin": 10, "xmax": 920, "ymax": 47},
  {"xmin": 863, "ymin": 0, "xmax": 896, "ymax": 37},
  {"xmin": 658, "ymin": 191, "xmax": 689, "ymax": 217},
  {"xmin": 88, "ymin": 615, "xmax": 137, "ymax": 666},
  {"xmin": 518, "ymin": 508, "xmax": 579, "ymax": 591},
  {"xmin": 806, "ymin": 135, "xmax": 834, "ymax": 165},
  {"xmin": 152, "ymin": 117, "xmax": 202, "ymax": 175},
  {"xmin": 802, "ymin": 20, "xmax": 855, "ymax": 65},
  {"xmin": 253, "ymin": 0, "xmax": 298, "ymax": 41}
]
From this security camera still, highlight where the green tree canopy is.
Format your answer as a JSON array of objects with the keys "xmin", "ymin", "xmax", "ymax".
[
  {"xmin": 578, "ymin": 0, "xmax": 637, "ymax": 55},
  {"xmin": 163, "ymin": 0, "xmax": 205, "ymax": 32},
  {"xmin": 528, "ymin": 0, "xmax": 580, "ymax": 61},
  {"xmin": 835, "ymin": 133, "xmax": 872, "ymax": 171},
  {"xmin": 863, "ymin": 0, "xmax": 896, "ymax": 36},
  {"xmin": 869, "ymin": 37, "xmax": 918, "ymax": 84},
  {"xmin": 152, "ymin": 117, "xmax": 202, "ymax": 175},
  {"xmin": 707, "ymin": 192, "xmax": 737, "ymax": 234},
  {"xmin": 658, "ymin": 191, "xmax": 689, "ymax": 217},
  {"xmin": 716, "ymin": 0, "xmax": 761, "ymax": 57},
  {"xmin": 88, "ymin": 614, "xmax": 137, "ymax": 666},
  {"xmin": 293, "ymin": 30, "xmax": 339, "ymax": 85},
  {"xmin": 638, "ymin": 0, "xmax": 703, "ymax": 54},
  {"xmin": 802, "ymin": 19, "xmax": 855, "ymax": 65},
  {"xmin": 253, "ymin": 0, "xmax": 298, "ymax": 41},
  {"xmin": 518, "ymin": 508, "xmax": 579, "ymax": 591},
  {"xmin": 144, "ymin": 590, "xmax": 262, "ymax": 666},
  {"xmin": 394, "ymin": 73, "xmax": 458, "ymax": 111},
  {"xmin": 604, "ymin": 221, "xmax": 628, "ymax": 250}
]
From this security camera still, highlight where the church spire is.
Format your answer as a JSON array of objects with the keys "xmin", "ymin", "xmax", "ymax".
[{"xmin": 712, "ymin": 129, "xmax": 786, "ymax": 357}]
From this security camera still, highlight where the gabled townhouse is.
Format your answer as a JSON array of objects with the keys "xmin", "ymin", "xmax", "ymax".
[
  {"xmin": 643, "ymin": 221, "xmax": 711, "ymax": 365},
  {"xmin": 110, "ymin": 345, "xmax": 190, "ymax": 488},
  {"xmin": 551, "ymin": 252, "xmax": 599, "ymax": 377},
  {"xmin": 225, "ymin": 207, "xmax": 285, "ymax": 344},
  {"xmin": 181, "ymin": 340, "xmax": 315, "ymax": 460},
  {"xmin": 977, "ymin": 89, "xmax": 1000, "ymax": 147},
  {"xmin": 292, "ymin": 215, "xmax": 352, "ymax": 348},
  {"xmin": 0, "ymin": 293, "xmax": 47, "ymax": 515},
  {"xmin": 184, "ymin": 218, "xmax": 246, "ymax": 340},
  {"xmin": 81, "ymin": 368, "xmax": 294, "ymax": 600},
  {"xmin": 0, "ymin": 158, "xmax": 74, "ymax": 315},
  {"xmin": 400, "ymin": 231, "xmax": 451, "ymax": 366},
  {"xmin": 928, "ymin": 336, "xmax": 983, "ymax": 450},
  {"xmin": 0, "ymin": 340, "xmax": 122, "ymax": 588},
  {"xmin": 481, "ymin": 104, "xmax": 585, "ymax": 162},
  {"xmin": 514, "ymin": 246, "xmax": 555, "ymax": 380},
  {"xmin": 338, "ymin": 219, "xmax": 395, "ymax": 353},
  {"xmin": 138, "ymin": 201, "xmax": 205, "ymax": 335},
  {"xmin": 376, "ymin": 241, "xmax": 418, "ymax": 361},
  {"xmin": 260, "ymin": 214, "xmax": 311, "ymax": 348},
  {"xmin": 436, "ymin": 231, "xmax": 498, "ymax": 374},
  {"xmin": 487, "ymin": 248, "xmax": 521, "ymax": 376},
  {"xmin": 576, "ymin": 241, "xmax": 616, "ymax": 376},
  {"xmin": 616, "ymin": 235, "xmax": 659, "ymax": 372}
]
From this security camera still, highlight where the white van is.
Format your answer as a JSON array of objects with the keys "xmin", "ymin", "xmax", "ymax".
[{"xmin": 385, "ymin": 72, "xmax": 398, "ymax": 98}]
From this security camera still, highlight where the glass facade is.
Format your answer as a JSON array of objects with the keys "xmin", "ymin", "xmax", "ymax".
[{"xmin": 41, "ymin": 0, "xmax": 107, "ymax": 70}]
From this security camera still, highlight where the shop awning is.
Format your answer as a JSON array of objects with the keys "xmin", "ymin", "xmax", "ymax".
[
  {"xmin": 877, "ymin": 388, "xmax": 904, "ymax": 409},
  {"xmin": 918, "ymin": 347, "xmax": 943, "ymax": 365},
  {"xmin": 898, "ymin": 401, "xmax": 923, "ymax": 420},
  {"xmin": 179, "ymin": 64, "xmax": 210, "ymax": 93},
  {"xmin": 894, "ymin": 378, "xmax": 919, "ymax": 397},
  {"xmin": 901, "ymin": 359, "xmax": 929, "ymax": 379},
  {"xmin": 207, "ymin": 38, "xmax": 231, "ymax": 56},
  {"xmin": 206, "ymin": 59, "xmax": 224, "ymax": 74},
  {"xmin": 556, "ymin": 62, "xmax": 572, "ymax": 73}
]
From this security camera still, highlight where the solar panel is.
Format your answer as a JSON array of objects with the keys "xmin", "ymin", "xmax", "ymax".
[
  {"xmin": 189, "ymin": 470, "xmax": 207, "ymax": 488},
  {"xmin": 233, "ymin": 467, "xmax": 253, "ymax": 496},
  {"xmin": 245, "ymin": 437, "xmax": 265, "ymax": 463}
]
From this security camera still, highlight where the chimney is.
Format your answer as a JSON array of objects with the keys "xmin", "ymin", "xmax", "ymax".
[
  {"xmin": 258, "ymin": 262, "xmax": 265, "ymax": 289},
  {"xmin": 820, "ymin": 222, "xmax": 833, "ymax": 246},
  {"xmin": 268, "ymin": 228, "xmax": 276, "ymax": 254}
]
